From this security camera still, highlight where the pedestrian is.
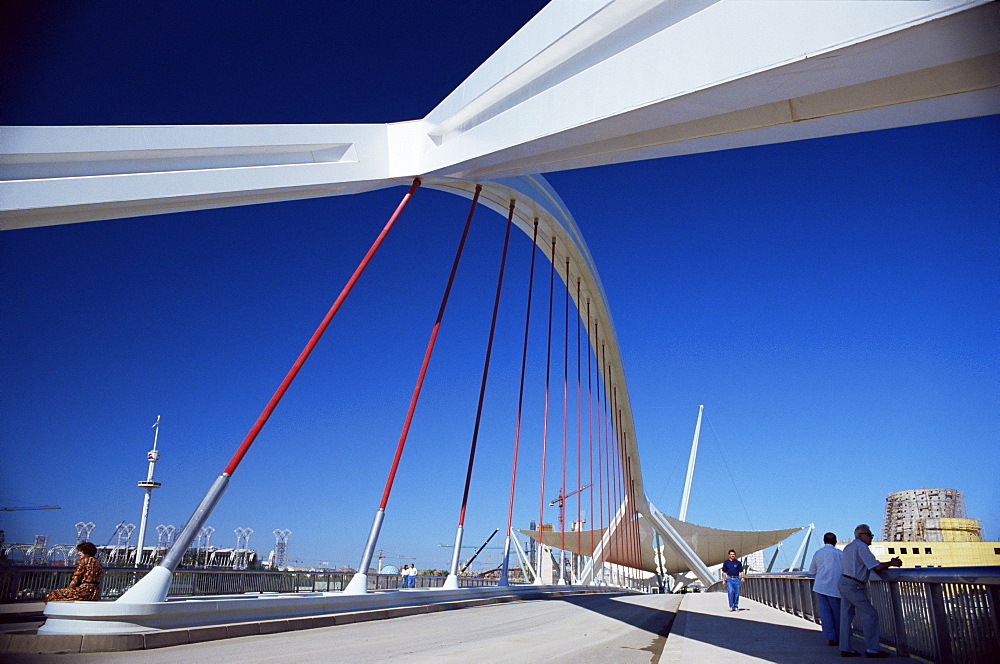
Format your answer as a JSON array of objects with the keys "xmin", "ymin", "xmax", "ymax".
[
  {"xmin": 406, "ymin": 564, "xmax": 417, "ymax": 588},
  {"xmin": 399, "ymin": 565, "xmax": 409, "ymax": 589},
  {"xmin": 838, "ymin": 524, "xmax": 902, "ymax": 658},
  {"xmin": 809, "ymin": 532, "xmax": 843, "ymax": 646},
  {"xmin": 46, "ymin": 542, "xmax": 103, "ymax": 602},
  {"xmin": 721, "ymin": 549, "xmax": 744, "ymax": 611}
]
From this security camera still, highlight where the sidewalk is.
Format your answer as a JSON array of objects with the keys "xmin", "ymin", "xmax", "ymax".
[{"xmin": 662, "ymin": 593, "xmax": 857, "ymax": 663}]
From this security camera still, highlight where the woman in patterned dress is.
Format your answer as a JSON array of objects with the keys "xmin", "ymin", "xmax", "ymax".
[{"xmin": 46, "ymin": 541, "xmax": 103, "ymax": 601}]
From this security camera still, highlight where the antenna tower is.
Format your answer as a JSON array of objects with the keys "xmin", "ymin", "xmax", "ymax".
[{"xmin": 134, "ymin": 415, "xmax": 164, "ymax": 566}]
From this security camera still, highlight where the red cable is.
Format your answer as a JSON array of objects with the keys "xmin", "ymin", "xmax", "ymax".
[
  {"xmin": 378, "ymin": 184, "xmax": 480, "ymax": 509},
  {"xmin": 538, "ymin": 238, "xmax": 556, "ymax": 554},
  {"xmin": 586, "ymin": 301, "xmax": 595, "ymax": 561},
  {"xmin": 594, "ymin": 324, "xmax": 605, "ymax": 570},
  {"xmin": 223, "ymin": 179, "xmax": 420, "ymax": 477},
  {"xmin": 504, "ymin": 220, "xmax": 539, "ymax": 543}
]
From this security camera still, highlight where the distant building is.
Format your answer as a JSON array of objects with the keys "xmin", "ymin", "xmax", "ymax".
[
  {"xmin": 882, "ymin": 488, "xmax": 972, "ymax": 541},
  {"xmin": 872, "ymin": 487, "xmax": 997, "ymax": 568},
  {"xmin": 743, "ymin": 549, "xmax": 766, "ymax": 573}
]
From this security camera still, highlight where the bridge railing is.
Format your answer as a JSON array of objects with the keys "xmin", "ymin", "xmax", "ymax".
[
  {"xmin": 741, "ymin": 567, "xmax": 1000, "ymax": 664},
  {"xmin": 0, "ymin": 566, "xmax": 496, "ymax": 603}
]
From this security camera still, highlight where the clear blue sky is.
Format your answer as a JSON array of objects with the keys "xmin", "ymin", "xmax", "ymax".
[{"xmin": 2, "ymin": 1, "xmax": 997, "ymax": 572}]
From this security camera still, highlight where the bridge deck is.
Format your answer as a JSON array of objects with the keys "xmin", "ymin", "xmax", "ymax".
[{"xmin": 4, "ymin": 593, "xmax": 879, "ymax": 663}]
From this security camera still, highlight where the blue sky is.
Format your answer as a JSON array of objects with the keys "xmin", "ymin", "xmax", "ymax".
[{"xmin": 2, "ymin": 1, "xmax": 997, "ymax": 572}]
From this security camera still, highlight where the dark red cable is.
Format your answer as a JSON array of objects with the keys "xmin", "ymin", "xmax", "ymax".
[
  {"xmin": 223, "ymin": 179, "xmax": 420, "ymax": 477},
  {"xmin": 575, "ymin": 279, "xmax": 582, "ymax": 564},
  {"xmin": 560, "ymin": 258, "xmax": 569, "ymax": 556},
  {"xmin": 456, "ymin": 189, "xmax": 507, "ymax": 526},
  {"xmin": 378, "ymin": 184, "xmax": 480, "ymax": 509}
]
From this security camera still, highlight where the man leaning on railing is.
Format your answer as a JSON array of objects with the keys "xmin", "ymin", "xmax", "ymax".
[{"xmin": 838, "ymin": 523, "xmax": 902, "ymax": 659}]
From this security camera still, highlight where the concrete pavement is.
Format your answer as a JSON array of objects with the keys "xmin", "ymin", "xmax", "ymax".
[
  {"xmin": 4, "ymin": 593, "xmax": 892, "ymax": 662},
  {"xmin": 662, "ymin": 593, "xmax": 868, "ymax": 663}
]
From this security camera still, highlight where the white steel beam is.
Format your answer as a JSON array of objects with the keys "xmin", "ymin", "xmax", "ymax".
[{"xmin": 2, "ymin": 1, "xmax": 996, "ymax": 230}]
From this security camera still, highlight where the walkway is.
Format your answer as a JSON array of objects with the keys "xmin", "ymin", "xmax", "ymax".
[
  {"xmin": 663, "ymin": 593, "xmax": 856, "ymax": 663},
  {"xmin": 4, "ymin": 593, "xmax": 876, "ymax": 663}
]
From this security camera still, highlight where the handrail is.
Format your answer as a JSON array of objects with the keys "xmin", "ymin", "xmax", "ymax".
[
  {"xmin": 742, "ymin": 567, "xmax": 1000, "ymax": 664},
  {"xmin": 0, "ymin": 566, "xmax": 495, "ymax": 604}
]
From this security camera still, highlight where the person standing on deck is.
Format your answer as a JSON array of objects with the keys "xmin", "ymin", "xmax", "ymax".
[
  {"xmin": 809, "ymin": 532, "xmax": 843, "ymax": 646},
  {"xmin": 721, "ymin": 549, "xmax": 744, "ymax": 611}
]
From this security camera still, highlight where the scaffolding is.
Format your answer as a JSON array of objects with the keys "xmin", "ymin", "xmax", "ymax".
[{"xmin": 882, "ymin": 488, "xmax": 975, "ymax": 541}]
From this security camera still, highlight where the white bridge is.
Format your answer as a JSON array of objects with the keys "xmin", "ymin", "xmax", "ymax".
[{"xmin": 2, "ymin": 0, "xmax": 996, "ymax": 635}]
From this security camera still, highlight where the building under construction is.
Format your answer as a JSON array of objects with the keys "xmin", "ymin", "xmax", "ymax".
[{"xmin": 882, "ymin": 488, "xmax": 980, "ymax": 542}]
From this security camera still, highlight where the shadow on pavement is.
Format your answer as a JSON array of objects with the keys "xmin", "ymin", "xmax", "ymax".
[{"xmin": 669, "ymin": 603, "xmax": 846, "ymax": 663}]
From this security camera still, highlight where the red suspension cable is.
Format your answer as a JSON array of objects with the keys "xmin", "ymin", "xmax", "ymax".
[
  {"xmin": 222, "ymin": 179, "xmax": 420, "ymax": 477},
  {"xmin": 377, "ymin": 185, "xmax": 480, "ymax": 509},
  {"xmin": 587, "ymin": 301, "xmax": 595, "ymax": 559},
  {"xmin": 504, "ymin": 219, "xmax": 539, "ymax": 540},
  {"xmin": 538, "ymin": 238, "xmax": 556, "ymax": 548}
]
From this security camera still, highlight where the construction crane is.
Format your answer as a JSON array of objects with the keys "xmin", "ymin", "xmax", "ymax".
[
  {"xmin": 549, "ymin": 484, "xmax": 592, "ymax": 533},
  {"xmin": 376, "ymin": 550, "xmax": 414, "ymax": 572},
  {"xmin": 1, "ymin": 506, "xmax": 60, "ymax": 511},
  {"xmin": 439, "ymin": 529, "xmax": 502, "ymax": 573}
]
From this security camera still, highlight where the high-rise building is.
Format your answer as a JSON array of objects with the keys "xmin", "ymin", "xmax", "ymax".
[{"xmin": 882, "ymin": 488, "xmax": 979, "ymax": 542}]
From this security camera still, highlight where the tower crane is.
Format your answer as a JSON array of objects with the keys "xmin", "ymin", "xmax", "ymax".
[{"xmin": 549, "ymin": 484, "xmax": 592, "ymax": 533}]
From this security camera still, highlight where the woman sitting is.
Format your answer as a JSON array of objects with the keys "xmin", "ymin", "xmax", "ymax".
[{"xmin": 46, "ymin": 541, "xmax": 103, "ymax": 601}]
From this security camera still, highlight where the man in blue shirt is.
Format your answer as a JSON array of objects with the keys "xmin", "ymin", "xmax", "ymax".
[
  {"xmin": 838, "ymin": 523, "xmax": 902, "ymax": 658},
  {"xmin": 809, "ymin": 532, "xmax": 843, "ymax": 646},
  {"xmin": 721, "ymin": 549, "xmax": 744, "ymax": 611}
]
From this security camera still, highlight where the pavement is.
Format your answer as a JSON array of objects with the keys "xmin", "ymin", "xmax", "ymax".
[
  {"xmin": 1, "ymin": 593, "xmax": 900, "ymax": 662},
  {"xmin": 662, "ymin": 593, "xmax": 886, "ymax": 663}
]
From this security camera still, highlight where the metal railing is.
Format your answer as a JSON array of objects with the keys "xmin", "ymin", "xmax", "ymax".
[
  {"xmin": 0, "ymin": 566, "xmax": 495, "ymax": 603},
  {"xmin": 742, "ymin": 567, "xmax": 1000, "ymax": 664}
]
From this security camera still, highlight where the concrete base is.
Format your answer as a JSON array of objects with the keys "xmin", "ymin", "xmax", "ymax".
[
  {"xmin": 114, "ymin": 566, "xmax": 173, "ymax": 604},
  {"xmin": 37, "ymin": 584, "xmax": 627, "ymax": 635},
  {"xmin": 342, "ymin": 573, "xmax": 369, "ymax": 595},
  {"xmin": 441, "ymin": 574, "xmax": 460, "ymax": 590}
]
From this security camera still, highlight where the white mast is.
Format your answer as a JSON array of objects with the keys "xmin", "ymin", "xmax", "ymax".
[
  {"xmin": 134, "ymin": 416, "xmax": 163, "ymax": 567},
  {"xmin": 678, "ymin": 405, "xmax": 703, "ymax": 522}
]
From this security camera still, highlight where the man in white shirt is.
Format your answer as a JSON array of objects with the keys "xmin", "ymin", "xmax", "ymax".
[
  {"xmin": 838, "ymin": 523, "xmax": 902, "ymax": 658},
  {"xmin": 809, "ymin": 532, "xmax": 843, "ymax": 646}
]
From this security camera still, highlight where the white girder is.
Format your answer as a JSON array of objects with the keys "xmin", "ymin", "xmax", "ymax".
[{"xmin": 2, "ymin": 0, "xmax": 996, "ymax": 229}]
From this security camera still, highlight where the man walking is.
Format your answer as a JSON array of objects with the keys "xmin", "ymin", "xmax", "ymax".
[
  {"xmin": 839, "ymin": 524, "xmax": 902, "ymax": 658},
  {"xmin": 721, "ymin": 549, "xmax": 744, "ymax": 611},
  {"xmin": 809, "ymin": 532, "xmax": 843, "ymax": 646}
]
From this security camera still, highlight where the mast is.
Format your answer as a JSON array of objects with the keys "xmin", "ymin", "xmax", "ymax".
[
  {"xmin": 678, "ymin": 405, "xmax": 703, "ymax": 522},
  {"xmin": 134, "ymin": 416, "xmax": 163, "ymax": 567}
]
